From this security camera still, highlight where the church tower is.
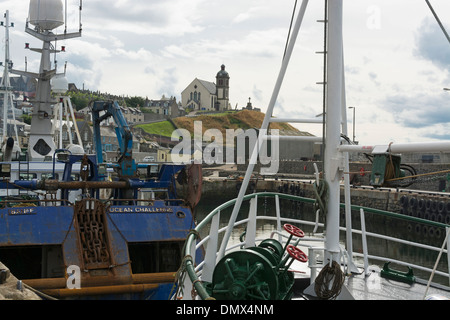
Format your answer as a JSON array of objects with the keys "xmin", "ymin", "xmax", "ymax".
[{"xmin": 215, "ymin": 64, "xmax": 230, "ymax": 111}]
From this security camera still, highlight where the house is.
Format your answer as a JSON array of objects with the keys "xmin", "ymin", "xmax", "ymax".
[
  {"xmin": 77, "ymin": 121, "xmax": 93, "ymax": 153},
  {"xmin": 78, "ymin": 122, "xmax": 119, "ymax": 155},
  {"xmin": 0, "ymin": 76, "xmax": 36, "ymax": 97},
  {"xmin": 76, "ymin": 107, "xmax": 91, "ymax": 121},
  {"xmin": 181, "ymin": 65, "xmax": 231, "ymax": 112},
  {"xmin": 157, "ymin": 147, "xmax": 172, "ymax": 163},
  {"xmin": 120, "ymin": 106, "xmax": 145, "ymax": 124},
  {"xmin": 77, "ymin": 105, "xmax": 144, "ymax": 125},
  {"xmin": 145, "ymin": 95, "xmax": 180, "ymax": 117}
]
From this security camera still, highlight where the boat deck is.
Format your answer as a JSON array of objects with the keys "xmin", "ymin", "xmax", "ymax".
[{"xmin": 293, "ymin": 265, "xmax": 450, "ymax": 300}]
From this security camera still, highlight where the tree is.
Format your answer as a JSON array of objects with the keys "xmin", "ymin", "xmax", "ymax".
[{"xmin": 125, "ymin": 96, "xmax": 145, "ymax": 109}]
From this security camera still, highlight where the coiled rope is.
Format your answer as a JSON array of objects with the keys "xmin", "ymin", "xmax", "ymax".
[{"xmin": 314, "ymin": 260, "xmax": 345, "ymax": 300}]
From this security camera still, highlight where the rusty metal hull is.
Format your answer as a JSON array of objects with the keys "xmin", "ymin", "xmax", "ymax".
[{"xmin": 0, "ymin": 199, "xmax": 200, "ymax": 300}]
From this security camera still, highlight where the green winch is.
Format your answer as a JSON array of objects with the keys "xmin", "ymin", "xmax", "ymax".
[
  {"xmin": 370, "ymin": 153, "xmax": 405, "ymax": 187},
  {"xmin": 207, "ymin": 224, "xmax": 308, "ymax": 300}
]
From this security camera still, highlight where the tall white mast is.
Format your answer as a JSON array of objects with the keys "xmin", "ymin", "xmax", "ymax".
[
  {"xmin": 11, "ymin": 0, "xmax": 82, "ymax": 161},
  {"xmin": 324, "ymin": 0, "xmax": 344, "ymax": 259}
]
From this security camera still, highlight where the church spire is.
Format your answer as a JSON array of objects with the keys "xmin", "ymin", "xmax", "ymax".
[{"xmin": 216, "ymin": 64, "xmax": 230, "ymax": 111}]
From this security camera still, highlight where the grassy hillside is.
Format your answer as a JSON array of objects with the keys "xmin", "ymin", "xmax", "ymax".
[
  {"xmin": 136, "ymin": 110, "xmax": 312, "ymax": 139},
  {"xmin": 135, "ymin": 121, "xmax": 177, "ymax": 137},
  {"xmin": 173, "ymin": 110, "xmax": 310, "ymax": 136}
]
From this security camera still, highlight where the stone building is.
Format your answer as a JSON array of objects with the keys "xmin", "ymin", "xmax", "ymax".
[
  {"xmin": 181, "ymin": 65, "xmax": 231, "ymax": 112},
  {"xmin": 144, "ymin": 95, "xmax": 180, "ymax": 117}
]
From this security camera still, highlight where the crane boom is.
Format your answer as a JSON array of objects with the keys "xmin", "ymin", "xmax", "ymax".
[{"xmin": 91, "ymin": 100, "xmax": 137, "ymax": 178}]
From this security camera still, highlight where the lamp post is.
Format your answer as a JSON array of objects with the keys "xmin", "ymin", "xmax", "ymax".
[{"xmin": 348, "ymin": 106, "xmax": 356, "ymax": 143}]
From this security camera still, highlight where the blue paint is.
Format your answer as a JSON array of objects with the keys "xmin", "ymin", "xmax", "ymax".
[
  {"xmin": 0, "ymin": 206, "xmax": 74, "ymax": 245},
  {"xmin": 0, "ymin": 143, "xmax": 199, "ymax": 300},
  {"xmin": 107, "ymin": 204, "xmax": 193, "ymax": 242}
]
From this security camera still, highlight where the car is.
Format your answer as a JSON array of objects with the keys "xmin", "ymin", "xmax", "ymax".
[{"xmin": 143, "ymin": 156, "xmax": 155, "ymax": 162}]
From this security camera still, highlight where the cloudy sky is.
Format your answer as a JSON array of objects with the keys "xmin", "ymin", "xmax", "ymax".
[{"xmin": 2, "ymin": 0, "xmax": 450, "ymax": 145}]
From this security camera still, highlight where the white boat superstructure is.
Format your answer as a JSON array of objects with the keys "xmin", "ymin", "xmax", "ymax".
[
  {"xmin": 10, "ymin": 0, "xmax": 83, "ymax": 161},
  {"xmin": 0, "ymin": 2, "xmax": 87, "ymax": 207},
  {"xmin": 175, "ymin": 0, "xmax": 450, "ymax": 300}
]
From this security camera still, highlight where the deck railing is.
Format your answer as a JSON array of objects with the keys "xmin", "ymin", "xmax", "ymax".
[{"xmin": 179, "ymin": 192, "xmax": 450, "ymax": 300}]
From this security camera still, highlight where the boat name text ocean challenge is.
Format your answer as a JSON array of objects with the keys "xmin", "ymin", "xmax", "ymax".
[{"xmin": 108, "ymin": 207, "xmax": 173, "ymax": 213}]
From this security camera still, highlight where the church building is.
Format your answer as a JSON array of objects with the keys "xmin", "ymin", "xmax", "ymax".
[{"xmin": 181, "ymin": 65, "xmax": 230, "ymax": 112}]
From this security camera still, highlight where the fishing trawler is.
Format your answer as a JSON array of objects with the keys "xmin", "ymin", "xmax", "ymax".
[
  {"xmin": 174, "ymin": 1, "xmax": 450, "ymax": 300},
  {"xmin": 0, "ymin": 0, "xmax": 203, "ymax": 300}
]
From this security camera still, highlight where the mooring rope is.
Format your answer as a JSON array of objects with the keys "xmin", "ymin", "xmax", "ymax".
[
  {"xmin": 314, "ymin": 260, "xmax": 345, "ymax": 300},
  {"xmin": 313, "ymin": 178, "xmax": 329, "ymax": 222}
]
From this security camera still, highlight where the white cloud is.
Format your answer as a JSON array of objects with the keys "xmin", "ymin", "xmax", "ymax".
[{"xmin": 3, "ymin": 1, "xmax": 450, "ymax": 146}]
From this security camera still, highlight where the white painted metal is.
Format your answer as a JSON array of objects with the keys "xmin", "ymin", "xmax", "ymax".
[
  {"xmin": 324, "ymin": 0, "xmax": 343, "ymax": 257},
  {"xmin": 0, "ymin": 11, "xmax": 20, "ymax": 147},
  {"xmin": 183, "ymin": 239, "xmax": 196, "ymax": 300},
  {"xmin": 65, "ymin": 97, "xmax": 83, "ymax": 148},
  {"xmin": 217, "ymin": 0, "xmax": 310, "ymax": 260},
  {"xmin": 245, "ymin": 196, "xmax": 258, "ymax": 248},
  {"xmin": 201, "ymin": 210, "xmax": 221, "ymax": 283},
  {"xmin": 52, "ymin": 96, "xmax": 84, "ymax": 152},
  {"xmin": 448, "ymin": 227, "xmax": 450, "ymax": 287},
  {"xmin": 270, "ymin": 118, "xmax": 323, "ymax": 124},
  {"xmin": 28, "ymin": 0, "xmax": 64, "ymax": 30},
  {"xmin": 423, "ymin": 227, "xmax": 450, "ymax": 298},
  {"xmin": 339, "ymin": 141, "xmax": 450, "ymax": 154},
  {"xmin": 181, "ymin": 1, "xmax": 450, "ymax": 300},
  {"xmin": 262, "ymin": 135, "xmax": 323, "ymax": 142},
  {"xmin": 59, "ymin": 99, "xmax": 63, "ymax": 149},
  {"xmin": 275, "ymin": 195, "xmax": 282, "ymax": 243},
  {"xmin": 360, "ymin": 208, "xmax": 370, "ymax": 276},
  {"xmin": 11, "ymin": 0, "xmax": 82, "ymax": 160},
  {"xmin": 340, "ymin": 48, "xmax": 359, "ymax": 273}
]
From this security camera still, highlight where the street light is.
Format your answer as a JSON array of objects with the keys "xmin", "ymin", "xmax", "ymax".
[
  {"xmin": 444, "ymin": 88, "xmax": 450, "ymax": 91},
  {"xmin": 348, "ymin": 106, "xmax": 356, "ymax": 143}
]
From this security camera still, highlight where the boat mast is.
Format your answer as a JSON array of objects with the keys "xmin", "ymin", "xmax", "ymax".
[
  {"xmin": 11, "ymin": 0, "xmax": 82, "ymax": 161},
  {"xmin": 0, "ymin": 10, "xmax": 19, "ymax": 147},
  {"xmin": 324, "ymin": 0, "xmax": 343, "ymax": 259}
]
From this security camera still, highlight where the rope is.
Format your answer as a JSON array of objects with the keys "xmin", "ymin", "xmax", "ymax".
[
  {"xmin": 169, "ymin": 254, "xmax": 193, "ymax": 300},
  {"xmin": 314, "ymin": 260, "xmax": 345, "ymax": 300},
  {"xmin": 313, "ymin": 178, "xmax": 329, "ymax": 221},
  {"xmin": 283, "ymin": 0, "xmax": 298, "ymax": 60},
  {"xmin": 22, "ymin": 282, "xmax": 58, "ymax": 301},
  {"xmin": 386, "ymin": 169, "xmax": 450, "ymax": 182},
  {"xmin": 169, "ymin": 229, "xmax": 200, "ymax": 300}
]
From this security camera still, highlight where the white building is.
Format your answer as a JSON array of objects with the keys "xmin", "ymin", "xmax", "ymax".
[{"xmin": 181, "ymin": 65, "xmax": 230, "ymax": 112}]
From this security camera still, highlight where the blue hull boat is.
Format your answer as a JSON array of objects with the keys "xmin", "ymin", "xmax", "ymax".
[{"xmin": 0, "ymin": 151, "xmax": 203, "ymax": 300}]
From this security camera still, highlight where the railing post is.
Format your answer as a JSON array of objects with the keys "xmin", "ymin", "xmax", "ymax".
[
  {"xmin": 245, "ymin": 196, "xmax": 258, "ymax": 248},
  {"xmin": 201, "ymin": 210, "xmax": 221, "ymax": 283},
  {"xmin": 275, "ymin": 195, "xmax": 282, "ymax": 243},
  {"xmin": 308, "ymin": 247, "xmax": 317, "ymax": 284},
  {"xmin": 360, "ymin": 208, "xmax": 370, "ymax": 276},
  {"xmin": 182, "ymin": 239, "xmax": 198, "ymax": 300},
  {"xmin": 447, "ymin": 227, "xmax": 450, "ymax": 287}
]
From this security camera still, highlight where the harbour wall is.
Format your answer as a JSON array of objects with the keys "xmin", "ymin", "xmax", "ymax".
[
  {"xmin": 199, "ymin": 173, "xmax": 450, "ymax": 226},
  {"xmin": 237, "ymin": 161, "xmax": 450, "ymax": 193}
]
